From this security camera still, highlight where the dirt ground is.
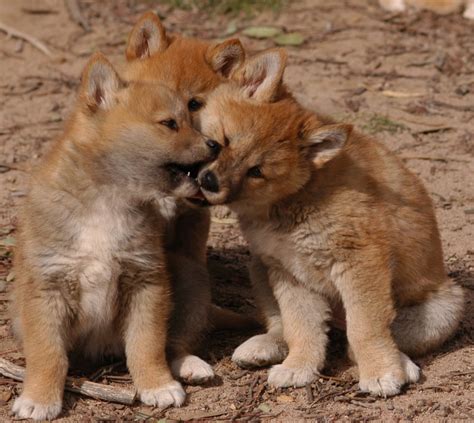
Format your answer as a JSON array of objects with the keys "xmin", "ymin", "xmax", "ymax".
[{"xmin": 0, "ymin": 0, "xmax": 473, "ymax": 421}]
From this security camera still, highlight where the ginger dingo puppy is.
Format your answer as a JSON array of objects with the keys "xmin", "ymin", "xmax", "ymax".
[
  {"xmin": 123, "ymin": 12, "xmax": 255, "ymax": 384},
  {"xmin": 11, "ymin": 53, "xmax": 219, "ymax": 420},
  {"xmin": 195, "ymin": 49, "xmax": 464, "ymax": 396}
]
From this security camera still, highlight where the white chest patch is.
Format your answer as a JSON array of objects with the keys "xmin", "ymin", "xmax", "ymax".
[
  {"xmin": 74, "ymin": 195, "xmax": 132, "ymax": 335},
  {"xmin": 243, "ymin": 223, "xmax": 336, "ymax": 296}
]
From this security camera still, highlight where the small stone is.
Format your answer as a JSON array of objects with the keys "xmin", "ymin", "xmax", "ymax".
[{"xmin": 455, "ymin": 85, "xmax": 470, "ymax": 96}]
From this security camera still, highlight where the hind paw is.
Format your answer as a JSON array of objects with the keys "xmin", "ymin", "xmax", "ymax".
[
  {"xmin": 232, "ymin": 333, "xmax": 287, "ymax": 368},
  {"xmin": 171, "ymin": 355, "xmax": 214, "ymax": 384}
]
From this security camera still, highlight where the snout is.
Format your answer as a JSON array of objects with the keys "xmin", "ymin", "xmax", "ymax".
[{"xmin": 200, "ymin": 170, "xmax": 219, "ymax": 192}]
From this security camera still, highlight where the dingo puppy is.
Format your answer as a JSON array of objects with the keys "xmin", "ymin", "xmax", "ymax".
[
  {"xmin": 379, "ymin": 0, "xmax": 474, "ymax": 19},
  {"xmin": 11, "ymin": 53, "xmax": 219, "ymax": 420},
  {"xmin": 195, "ymin": 49, "xmax": 464, "ymax": 396},
  {"xmin": 123, "ymin": 12, "xmax": 253, "ymax": 385}
]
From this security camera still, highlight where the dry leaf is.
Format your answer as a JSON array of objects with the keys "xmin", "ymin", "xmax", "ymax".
[
  {"xmin": 242, "ymin": 26, "xmax": 281, "ymax": 39},
  {"xmin": 277, "ymin": 394, "xmax": 294, "ymax": 403},
  {"xmin": 274, "ymin": 32, "xmax": 305, "ymax": 46}
]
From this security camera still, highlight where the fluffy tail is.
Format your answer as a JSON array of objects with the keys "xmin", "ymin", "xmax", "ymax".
[
  {"xmin": 392, "ymin": 279, "xmax": 464, "ymax": 356},
  {"xmin": 209, "ymin": 304, "xmax": 261, "ymax": 331}
]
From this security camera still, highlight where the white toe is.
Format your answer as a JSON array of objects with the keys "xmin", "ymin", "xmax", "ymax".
[
  {"xmin": 171, "ymin": 355, "xmax": 214, "ymax": 384},
  {"xmin": 13, "ymin": 395, "xmax": 62, "ymax": 421},
  {"xmin": 140, "ymin": 381, "xmax": 185, "ymax": 408},
  {"xmin": 232, "ymin": 334, "xmax": 288, "ymax": 368},
  {"xmin": 400, "ymin": 352, "xmax": 420, "ymax": 383}
]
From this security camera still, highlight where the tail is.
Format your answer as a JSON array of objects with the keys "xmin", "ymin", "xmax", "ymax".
[
  {"xmin": 209, "ymin": 304, "xmax": 262, "ymax": 331},
  {"xmin": 392, "ymin": 279, "xmax": 464, "ymax": 356}
]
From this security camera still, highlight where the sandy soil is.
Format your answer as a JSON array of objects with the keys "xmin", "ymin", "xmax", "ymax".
[{"xmin": 0, "ymin": 0, "xmax": 472, "ymax": 421}]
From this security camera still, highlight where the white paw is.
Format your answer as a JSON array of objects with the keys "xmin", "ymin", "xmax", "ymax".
[
  {"xmin": 232, "ymin": 334, "xmax": 288, "ymax": 368},
  {"xmin": 359, "ymin": 352, "xmax": 420, "ymax": 397},
  {"xmin": 359, "ymin": 370, "xmax": 405, "ymax": 397},
  {"xmin": 379, "ymin": 0, "xmax": 406, "ymax": 12},
  {"xmin": 13, "ymin": 395, "xmax": 62, "ymax": 421},
  {"xmin": 171, "ymin": 355, "xmax": 214, "ymax": 384},
  {"xmin": 400, "ymin": 352, "xmax": 420, "ymax": 383},
  {"xmin": 463, "ymin": 4, "xmax": 474, "ymax": 19},
  {"xmin": 267, "ymin": 363, "xmax": 318, "ymax": 388},
  {"xmin": 140, "ymin": 381, "xmax": 185, "ymax": 408}
]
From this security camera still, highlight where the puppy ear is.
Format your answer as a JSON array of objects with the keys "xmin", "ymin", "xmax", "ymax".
[
  {"xmin": 126, "ymin": 11, "xmax": 168, "ymax": 60},
  {"xmin": 231, "ymin": 48, "xmax": 287, "ymax": 102},
  {"xmin": 304, "ymin": 123, "xmax": 352, "ymax": 167},
  {"xmin": 206, "ymin": 39, "xmax": 245, "ymax": 77},
  {"xmin": 81, "ymin": 53, "xmax": 122, "ymax": 112}
]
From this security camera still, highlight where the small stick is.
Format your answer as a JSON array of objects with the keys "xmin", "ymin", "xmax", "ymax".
[
  {"xmin": 0, "ymin": 358, "xmax": 136, "ymax": 405},
  {"xmin": 305, "ymin": 384, "xmax": 314, "ymax": 402},
  {"xmin": 0, "ymin": 22, "xmax": 53, "ymax": 58},
  {"xmin": 64, "ymin": 0, "xmax": 90, "ymax": 31}
]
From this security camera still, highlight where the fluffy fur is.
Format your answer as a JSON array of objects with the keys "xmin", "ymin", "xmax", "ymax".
[
  {"xmin": 196, "ymin": 49, "xmax": 464, "ymax": 397},
  {"xmin": 11, "ymin": 53, "xmax": 218, "ymax": 420},
  {"xmin": 122, "ymin": 12, "xmax": 256, "ymax": 384}
]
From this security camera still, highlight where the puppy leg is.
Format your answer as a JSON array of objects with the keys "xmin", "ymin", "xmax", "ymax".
[
  {"xmin": 124, "ymin": 273, "xmax": 185, "ymax": 408},
  {"xmin": 167, "ymin": 252, "xmax": 214, "ymax": 385},
  {"xmin": 13, "ymin": 291, "xmax": 68, "ymax": 421},
  {"xmin": 266, "ymin": 267, "xmax": 330, "ymax": 388},
  {"xmin": 333, "ymin": 259, "xmax": 420, "ymax": 397},
  {"xmin": 232, "ymin": 256, "xmax": 288, "ymax": 368}
]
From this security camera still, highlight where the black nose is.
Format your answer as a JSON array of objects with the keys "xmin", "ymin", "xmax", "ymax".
[
  {"xmin": 206, "ymin": 139, "xmax": 221, "ymax": 156},
  {"xmin": 200, "ymin": 170, "xmax": 219, "ymax": 193}
]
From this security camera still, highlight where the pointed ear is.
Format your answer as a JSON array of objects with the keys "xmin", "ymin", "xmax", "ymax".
[
  {"xmin": 205, "ymin": 39, "xmax": 245, "ymax": 78},
  {"xmin": 304, "ymin": 123, "xmax": 352, "ymax": 167},
  {"xmin": 81, "ymin": 53, "xmax": 122, "ymax": 112},
  {"xmin": 231, "ymin": 48, "xmax": 287, "ymax": 102},
  {"xmin": 126, "ymin": 11, "xmax": 168, "ymax": 61}
]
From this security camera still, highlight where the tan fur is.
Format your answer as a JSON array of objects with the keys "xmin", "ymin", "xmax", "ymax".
[
  {"xmin": 122, "ymin": 12, "xmax": 253, "ymax": 384},
  {"xmin": 379, "ymin": 0, "xmax": 474, "ymax": 18},
  {"xmin": 11, "ymin": 53, "xmax": 219, "ymax": 420},
  {"xmin": 196, "ymin": 50, "xmax": 464, "ymax": 396}
]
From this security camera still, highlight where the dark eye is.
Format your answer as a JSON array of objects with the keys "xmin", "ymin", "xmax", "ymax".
[
  {"xmin": 188, "ymin": 98, "xmax": 203, "ymax": 112},
  {"xmin": 247, "ymin": 166, "xmax": 263, "ymax": 178},
  {"xmin": 160, "ymin": 119, "xmax": 178, "ymax": 131}
]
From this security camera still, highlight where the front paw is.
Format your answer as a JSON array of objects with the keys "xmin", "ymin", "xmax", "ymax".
[
  {"xmin": 359, "ymin": 353, "xmax": 420, "ymax": 397},
  {"xmin": 140, "ymin": 381, "xmax": 186, "ymax": 408},
  {"xmin": 232, "ymin": 333, "xmax": 288, "ymax": 368},
  {"xmin": 171, "ymin": 355, "xmax": 214, "ymax": 384},
  {"xmin": 268, "ymin": 363, "xmax": 318, "ymax": 388},
  {"xmin": 13, "ymin": 395, "xmax": 62, "ymax": 421}
]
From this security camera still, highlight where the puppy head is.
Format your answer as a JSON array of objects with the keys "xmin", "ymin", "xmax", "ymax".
[
  {"xmin": 196, "ymin": 49, "xmax": 351, "ymax": 210},
  {"xmin": 76, "ymin": 53, "xmax": 218, "ymax": 200},
  {"xmin": 124, "ymin": 11, "xmax": 245, "ymax": 127}
]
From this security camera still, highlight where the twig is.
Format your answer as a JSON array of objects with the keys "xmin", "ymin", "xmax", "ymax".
[
  {"xmin": 0, "ymin": 358, "xmax": 136, "ymax": 405},
  {"xmin": 402, "ymin": 156, "xmax": 469, "ymax": 163},
  {"xmin": 64, "ymin": 0, "xmax": 90, "ymax": 31},
  {"xmin": 413, "ymin": 126, "xmax": 453, "ymax": 135},
  {"xmin": 0, "ymin": 22, "xmax": 53, "ymax": 58},
  {"xmin": 305, "ymin": 384, "xmax": 314, "ymax": 402},
  {"xmin": 431, "ymin": 100, "xmax": 474, "ymax": 112},
  {"xmin": 89, "ymin": 361, "xmax": 125, "ymax": 382},
  {"xmin": 310, "ymin": 387, "xmax": 355, "ymax": 406}
]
